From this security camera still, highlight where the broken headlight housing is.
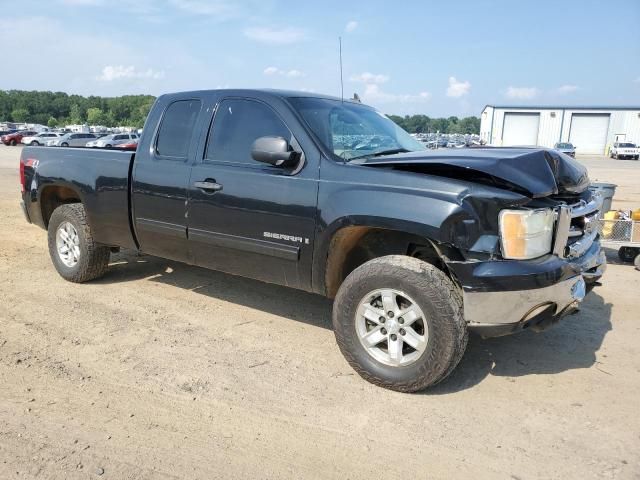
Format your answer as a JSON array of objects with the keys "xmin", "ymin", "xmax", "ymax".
[{"xmin": 499, "ymin": 208, "xmax": 555, "ymax": 260}]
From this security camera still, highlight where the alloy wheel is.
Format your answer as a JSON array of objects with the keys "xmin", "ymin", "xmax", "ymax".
[{"xmin": 355, "ymin": 288, "xmax": 429, "ymax": 366}]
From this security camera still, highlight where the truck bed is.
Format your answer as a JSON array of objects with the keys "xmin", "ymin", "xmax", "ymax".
[{"xmin": 21, "ymin": 146, "xmax": 138, "ymax": 250}]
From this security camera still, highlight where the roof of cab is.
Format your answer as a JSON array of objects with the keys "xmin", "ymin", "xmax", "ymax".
[{"xmin": 159, "ymin": 88, "xmax": 362, "ymax": 104}]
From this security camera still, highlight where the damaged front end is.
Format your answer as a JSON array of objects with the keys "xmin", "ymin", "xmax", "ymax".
[{"xmin": 360, "ymin": 147, "xmax": 606, "ymax": 336}]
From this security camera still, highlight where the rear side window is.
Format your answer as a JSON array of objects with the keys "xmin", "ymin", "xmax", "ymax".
[
  {"xmin": 205, "ymin": 98, "xmax": 291, "ymax": 165},
  {"xmin": 156, "ymin": 99, "xmax": 201, "ymax": 158}
]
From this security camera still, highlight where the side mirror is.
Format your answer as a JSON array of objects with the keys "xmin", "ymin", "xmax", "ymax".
[{"xmin": 251, "ymin": 136, "xmax": 299, "ymax": 167}]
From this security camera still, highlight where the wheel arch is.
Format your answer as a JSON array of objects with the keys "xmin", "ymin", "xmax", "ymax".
[
  {"xmin": 40, "ymin": 184, "xmax": 83, "ymax": 228},
  {"xmin": 316, "ymin": 217, "xmax": 463, "ymax": 298}
]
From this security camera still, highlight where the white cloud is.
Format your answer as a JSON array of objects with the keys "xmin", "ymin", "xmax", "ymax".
[
  {"xmin": 98, "ymin": 65, "xmax": 165, "ymax": 81},
  {"xmin": 505, "ymin": 86, "xmax": 539, "ymax": 100},
  {"xmin": 361, "ymin": 84, "xmax": 431, "ymax": 104},
  {"xmin": 244, "ymin": 26, "xmax": 305, "ymax": 45},
  {"xmin": 446, "ymin": 76, "xmax": 471, "ymax": 98},
  {"xmin": 350, "ymin": 72, "xmax": 389, "ymax": 84},
  {"xmin": 345, "ymin": 20, "xmax": 358, "ymax": 32},
  {"xmin": 556, "ymin": 84, "xmax": 579, "ymax": 94},
  {"xmin": 263, "ymin": 66, "xmax": 305, "ymax": 78}
]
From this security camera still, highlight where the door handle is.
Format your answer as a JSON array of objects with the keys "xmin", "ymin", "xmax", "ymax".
[{"xmin": 193, "ymin": 180, "xmax": 223, "ymax": 193}]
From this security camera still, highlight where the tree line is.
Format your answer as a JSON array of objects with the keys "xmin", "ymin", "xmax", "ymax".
[
  {"xmin": 387, "ymin": 114, "xmax": 480, "ymax": 134},
  {"xmin": 0, "ymin": 90, "xmax": 481, "ymax": 134},
  {"xmin": 0, "ymin": 90, "xmax": 155, "ymax": 129}
]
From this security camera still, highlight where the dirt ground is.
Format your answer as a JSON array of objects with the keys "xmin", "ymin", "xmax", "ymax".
[{"xmin": 0, "ymin": 145, "xmax": 639, "ymax": 479}]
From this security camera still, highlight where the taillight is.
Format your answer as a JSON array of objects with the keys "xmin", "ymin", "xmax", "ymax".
[
  {"xmin": 20, "ymin": 158, "xmax": 38, "ymax": 194},
  {"xmin": 19, "ymin": 157, "xmax": 25, "ymax": 193}
]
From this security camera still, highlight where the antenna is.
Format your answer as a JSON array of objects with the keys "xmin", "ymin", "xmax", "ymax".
[{"xmin": 339, "ymin": 36, "xmax": 344, "ymax": 103}]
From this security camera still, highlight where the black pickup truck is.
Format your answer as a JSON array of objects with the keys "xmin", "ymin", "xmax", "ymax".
[{"xmin": 19, "ymin": 89, "xmax": 606, "ymax": 392}]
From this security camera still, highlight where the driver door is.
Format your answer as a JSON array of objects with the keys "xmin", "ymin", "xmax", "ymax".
[{"xmin": 187, "ymin": 97, "xmax": 319, "ymax": 290}]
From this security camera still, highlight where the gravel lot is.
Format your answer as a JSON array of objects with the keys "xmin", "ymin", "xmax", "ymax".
[{"xmin": 0, "ymin": 145, "xmax": 639, "ymax": 479}]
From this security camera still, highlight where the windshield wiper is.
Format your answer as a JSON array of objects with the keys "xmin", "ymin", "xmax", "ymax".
[
  {"xmin": 344, "ymin": 147, "xmax": 411, "ymax": 162},
  {"xmin": 370, "ymin": 148, "xmax": 411, "ymax": 157}
]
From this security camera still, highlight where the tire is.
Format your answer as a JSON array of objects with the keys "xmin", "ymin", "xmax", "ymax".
[
  {"xmin": 333, "ymin": 255, "xmax": 467, "ymax": 393},
  {"xmin": 618, "ymin": 246, "xmax": 638, "ymax": 263},
  {"xmin": 60, "ymin": 142, "xmax": 69, "ymax": 147},
  {"xmin": 47, "ymin": 203, "xmax": 110, "ymax": 282},
  {"xmin": 9, "ymin": 139, "xmax": 16, "ymax": 146},
  {"xmin": 105, "ymin": 144, "xmax": 112, "ymax": 149},
  {"xmin": 30, "ymin": 141, "xmax": 38, "ymax": 146}
]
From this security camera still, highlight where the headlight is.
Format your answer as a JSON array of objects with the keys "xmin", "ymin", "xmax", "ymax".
[{"xmin": 499, "ymin": 208, "xmax": 555, "ymax": 260}]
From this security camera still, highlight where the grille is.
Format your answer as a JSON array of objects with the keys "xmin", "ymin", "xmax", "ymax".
[{"xmin": 553, "ymin": 193, "xmax": 602, "ymax": 259}]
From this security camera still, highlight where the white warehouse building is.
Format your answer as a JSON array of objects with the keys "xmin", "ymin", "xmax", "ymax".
[{"xmin": 480, "ymin": 105, "xmax": 640, "ymax": 155}]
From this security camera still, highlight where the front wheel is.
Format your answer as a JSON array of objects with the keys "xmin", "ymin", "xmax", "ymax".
[
  {"xmin": 30, "ymin": 141, "xmax": 39, "ymax": 146},
  {"xmin": 9, "ymin": 139, "xmax": 16, "ymax": 146},
  {"xmin": 333, "ymin": 255, "xmax": 467, "ymax": 392},
  {"xmin": 60, "ymin": 142, "xmax": 69, "ymax": 147},
  {"xmin": 47, "ymin": 203, "xmax": 110, "ymax": 282}
]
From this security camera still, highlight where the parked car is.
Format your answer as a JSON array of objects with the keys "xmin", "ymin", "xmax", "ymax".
[
  {"xmin": 554, "ymin": 142, "xmax": 576, "ymax": 157},
  {"xmin": 86, "ymin": 133, "xmax": 138, "ymax": 148},
  {"xmin": 113, "ymin": 138, "xmax": 139, "ymax": 151},
  {"xmin": 21, "ymin": 132, "xmax": 61, "ymax": 146},
  {"xmin": 47, "ymin": 132, "xmax": 97, "ymax": 147},
  {"xmin": 18, "ymin": 89, "xmax": 606, "ymax": 392},
  {"xmin": 2, "ymin": 130, "xmax": 38, "ymax": 146},
  {"xmin": 610, "ymin": 142, "xmax": 639, "ymax": 160}
]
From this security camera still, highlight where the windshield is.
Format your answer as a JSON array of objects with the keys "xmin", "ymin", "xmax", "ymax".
[
  {"xmin": 619, "ymin": 143, "xmax": 636, "ymax": 148},
  {"xmin": 289, "ymin": 97, "xmax": 426, "ymax": 161},
  {"xmin": 556, "ymin": 143, "xmax": 573, "ymax": 149}
]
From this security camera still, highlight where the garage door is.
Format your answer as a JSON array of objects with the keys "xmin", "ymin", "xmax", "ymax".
[
  {"xmin": 569, "ymin": 114, "xmax": 610, "ymax": 155},
  {"xmin": 502, "ymin": 113, "xmax": 540, "ymax": 146}
]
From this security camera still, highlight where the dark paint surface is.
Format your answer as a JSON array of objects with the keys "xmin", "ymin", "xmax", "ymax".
[
  {"xmin": 360, "ymin": 147, "xmax": 589, "ymax": 197},
  {"xmin": 20, "ymin": 89, "xmax": 594, "ymax": 297}
]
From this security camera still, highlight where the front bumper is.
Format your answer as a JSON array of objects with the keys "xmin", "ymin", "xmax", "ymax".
[{"xmin": 449, "ymin": 240, "xmax": 606, "ymax": 338}]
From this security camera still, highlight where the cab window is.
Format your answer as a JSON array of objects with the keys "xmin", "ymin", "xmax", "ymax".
[
  {"xmin": 205, "ymin": 98, "xmax": 291, "ymax": 165},
  {"xmin": 155, "ymin": 99, "xmax": 202, "ymax": 159}
]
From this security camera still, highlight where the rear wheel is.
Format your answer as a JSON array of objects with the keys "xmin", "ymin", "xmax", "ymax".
[
  {"xmin": 60, "ymin": 142, "xmax": 69, "ymax": 147},
  {"xmin": 105, "ymin": 144, "xmax": 112, "ymax": 148},
  {"xmin": 47, "ymin": 204, "xmax": 110, "ymax": 282},
  {"xmin": 9, "ymin": 139, "xmax": 16, "ymax": 146},
  {"xmin": 333, "ymin": 255, "xmax": 467, "ymax": 392},
  {"xmin": 30, "ymin": 141, "xmax": 39, "ymax": 146},
  {"xmin": 618, "ymin": 246, "xmax": 639, "ymax": 263}
]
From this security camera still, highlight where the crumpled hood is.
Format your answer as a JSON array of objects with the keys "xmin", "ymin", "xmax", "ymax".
[{"xmin": 359, "ymin": 147, "xmax": 590, "ymax": 198}]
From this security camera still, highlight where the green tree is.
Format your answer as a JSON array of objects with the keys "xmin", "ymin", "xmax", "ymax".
[
  {"xmin": 11, "ymin": 108, "xmax": 29, "ymax": 122},
  {"xmin": 69, "ymin": 103, "xmax": 82, "ymax": 124},
  {"xmin": 86, "ymin": 107, "xmax": 104, "ymax": 125},
  {"xmin": 47, "ymin": 116, "xmax": 58, "ymax": 128}
]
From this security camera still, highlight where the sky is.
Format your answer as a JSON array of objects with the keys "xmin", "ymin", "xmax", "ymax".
[{"xmin": 1, "ymin": 0, "xmax": 639, "ymax": 117}]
